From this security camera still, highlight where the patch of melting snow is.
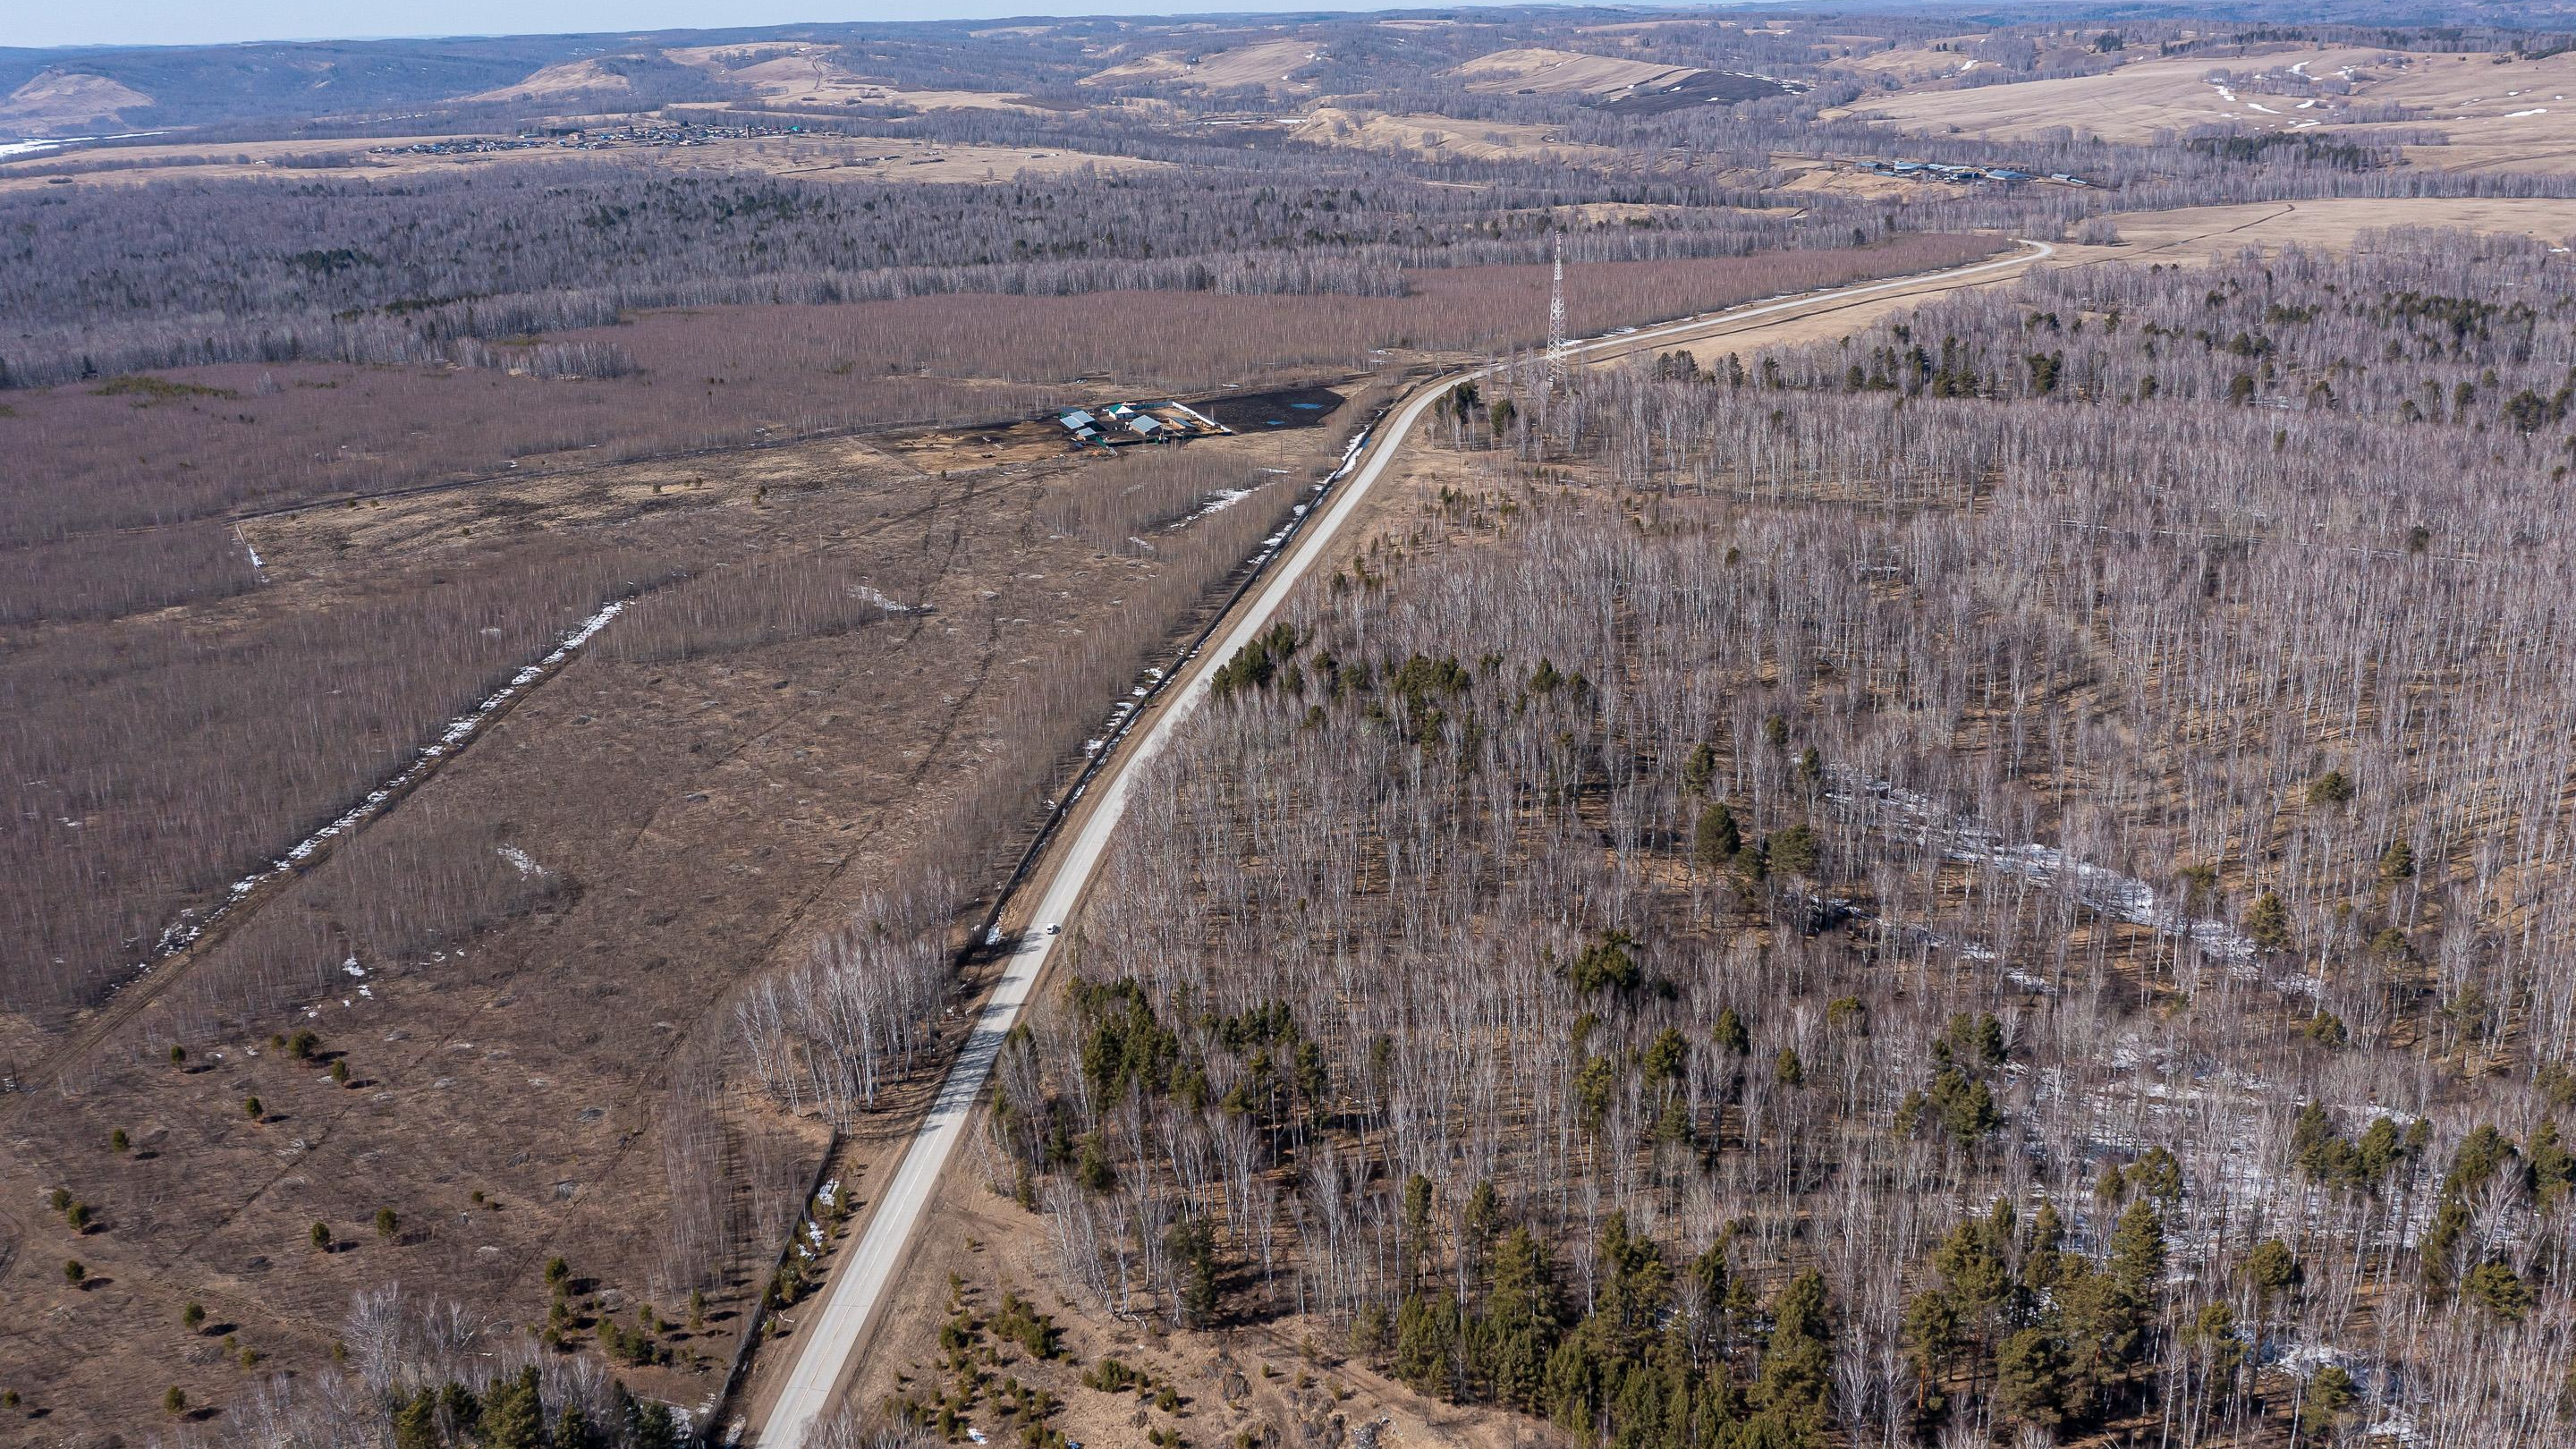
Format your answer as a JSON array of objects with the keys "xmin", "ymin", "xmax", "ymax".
[
  {"xmin": 1822, "ymin": 767, "xmax": 2309, "ymax": 996},
  {"xmin": 852, "ymin": 585, "xmax": 920, "ymax": 614},
  {"xmin": 496, "ymin": 844, "xmax": 545, "ymax": 878},
  {"xmin": 123, "ymin": 598, "xmax": 630, "ymax": 985},
  {"xmin": 2245, "ymin": 102, "xmax": 2278, "ymax": 114},
  {"xmin": 2510, "ymin": 107, "xmax": 2549, "ymax": 118},
  {"xmin": 0, "ymin": 129, "xmax": 165, "ymax": 158},
  {"xmin": 342, "ymin": 957, "xmax": 367, "ymax": 978},
  {"xmin": 1185, "ymin": 487, "xmax": 1256, "ymax": 521}
]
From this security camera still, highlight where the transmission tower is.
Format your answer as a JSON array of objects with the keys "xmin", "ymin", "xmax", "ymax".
[{"xmin": 1546, "ymin": 232, "xmax": 1568, "ymax": 389}]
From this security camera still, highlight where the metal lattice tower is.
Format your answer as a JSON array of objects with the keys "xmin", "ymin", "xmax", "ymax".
[{"xmin": 1546, "ymin": 232, "xmax": 1568, "ymax": 388}]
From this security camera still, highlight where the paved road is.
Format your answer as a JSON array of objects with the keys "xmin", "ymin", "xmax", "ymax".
[{"xmin": 750, "ymin": 237, "xmax": 2052, "ymax": 1448}]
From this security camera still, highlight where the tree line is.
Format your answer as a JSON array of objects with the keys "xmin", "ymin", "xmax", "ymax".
[{"xmin": 969, "ymin": 232, "xmax": 2576, "ymax": 1447}]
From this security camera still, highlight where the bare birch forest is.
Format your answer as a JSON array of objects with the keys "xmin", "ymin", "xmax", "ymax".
[
  {"xmin": 24, "ymin": 6, "xmax": 2576, "ymax": 1443},
  {"xmin": 970, "ymin": 232, "xmax": 2576, "ymax": 1449}
]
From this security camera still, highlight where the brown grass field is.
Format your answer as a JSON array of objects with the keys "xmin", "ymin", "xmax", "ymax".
[
  {"xmin": 1451, "ymin": 45, "xmax": 1700, "ymax": 97},
  {"xmin": 0, "ymin": 132, "xmax": 1165, "ymax": 193},
  {"xmin": 1829, "ymin": 42, "xmax": 2576, "ymax": 172},
  {"xmin": 1287, "ymin": 106, "xmax": 1624, "ymax": 165},
  {"xmin": 2, "ymin": 225, "xmax": 2013, "ymax": 1436},
  {"xmin": 1081, "ymin": 36, "xmax": 1326, "ymax": 92},
  {"xmin": 0, "ymin": 399, "xmax": 1380, "ymax": 1438}
]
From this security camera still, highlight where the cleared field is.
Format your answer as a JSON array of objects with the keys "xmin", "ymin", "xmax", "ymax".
[
  {"xmin": 674, "ymin": 45, "xmax": 1047, "ymax": 114},
  {"xmin": 0, "ymin": 132, "xmax": 1162, "ymax": 191},
  {"xmin": 1288, "ymin": 106, "xmax": 1623, "ymax": 165},
  {"xmin": 0, "ymin": 416, "xmax": 1341, "ymax": 1439},
  {"xmin": 2063, "ymin": 195, "xmax": 2576, "ymax": 261},
  {"xmin": 1769, "ymin": 154, "xmax": 1921, "ymax": 199},
  {"xmin": 1832, "ymin": 34, "xmax": 1996, "ymax": 81},
  {"xmin": 0, "ymin": 68, "xmax": 153, "ymax": 133},
  {"xmin": 464, "ymin": 57, "xmax": 633, "ymax": 102},
  {"xmin": 758, "ymin": 139, "xmax": 1168, "ymax": 184},
  {"xmin": 1654, "ymin": 195, "xmax": 2576, "ymax": 381},
  {"xmin": 1452, "ymin": 44, "xmax": 1700, "ymax": 97},
  {"xmin": 1082, "ymin": 36, "xmax": 1324, "ymax": 92},
  {"xmin": 1830, "ymin": 43, "xmax": 2576, "ymax": 170},
  {"xmin": 1453, "ymin": 43, "xmax": 1792, "ymax": 112}
]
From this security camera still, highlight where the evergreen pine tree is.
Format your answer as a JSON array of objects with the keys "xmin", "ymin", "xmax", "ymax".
[
  {"xmin": 1692, "ymin": 802, "xmax": 1740, "ymax": 869},
  {"xmin": 1996, "ymin": 1326, "xmax": 2070, "ymax": 1430},
  {"xmin": 1754, "ymin": 1269, "xmax": 1832, "ymax": 1435},
  {"xmin": 479, "ymin": 1367, "xmax": 546, "ymax": 1449},
  {"xmin": 392, "ymin": 1386, "xmax": 440, "ymax": 1449},
  {"xmin": 1482, "ymin": 1228, "xmax": 1560, "ymax": 1412}
]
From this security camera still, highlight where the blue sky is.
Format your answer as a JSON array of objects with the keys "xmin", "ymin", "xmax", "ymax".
[{"xmin": 11, "ymin": 0, "xmax": 1578, "ymax": 51}]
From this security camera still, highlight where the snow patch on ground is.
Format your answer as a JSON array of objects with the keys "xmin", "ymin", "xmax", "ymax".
[
  {"xmin": 852, "ymin": 585, "xmax": 920, "ymax": 614},
  {"xmin": 123, "ymin": 598, "xmax": 630, "ymax": 982},
  {"xmin": 1825, "ymin": 767, "xmax": 2275, "ymax": 973},
  {"xmin": 1186, "ymin": 487, "xmax": 1256, "ymax": 520}
]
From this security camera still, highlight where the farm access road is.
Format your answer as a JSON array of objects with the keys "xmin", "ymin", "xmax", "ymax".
[{"xmin": 750, "ymin": 236, "xmax": 2056, "ymax": 1447}]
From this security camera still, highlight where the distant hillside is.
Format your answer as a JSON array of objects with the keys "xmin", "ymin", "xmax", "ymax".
[{"xmin": 0, "ymin": 31, "xmax": 778, "ymax": 138}]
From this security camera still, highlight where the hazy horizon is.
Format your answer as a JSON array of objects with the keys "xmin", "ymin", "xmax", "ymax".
[{"xmin": 6, "ymin": 0, "xmax": 1710, "ymax": 53}]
